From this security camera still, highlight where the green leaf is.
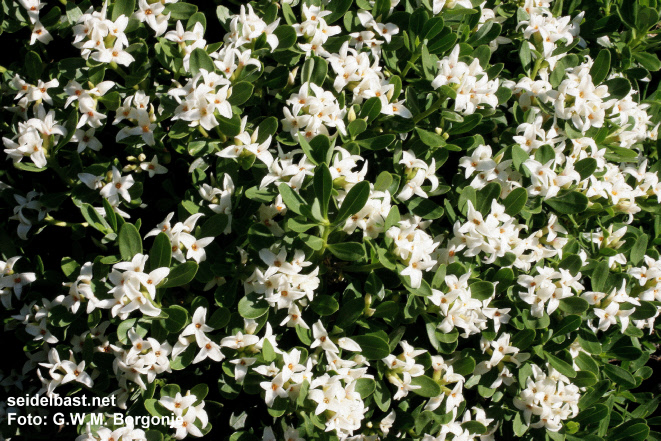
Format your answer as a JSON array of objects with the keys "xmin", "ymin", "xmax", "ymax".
[
  {"xmin": 603, "ymin": 363, "xmax": 636, "ymax": 389},
  {"xmin": 461, "ymin": 421, "xmax": 487, "ymax": 435},
  {"xmin": 373, "ymin": 0, "xmax": 390, "ymax": 20},
  {"xmin": 273, "ymin": 25, "xmax": 297, "ymax": 50},
  {"xmin": 334, "ymin": 181, "xmax": 370, "ymax": 224},
  {"xmin": 634, "ymin": 52, "xmax": 661, "ymax": 71},
  {"xmin": 300, "ymin": 233, "xmax": 324, "ymax": 251},
  {"xmin": 325, "ymin": 0, "xmax": 353, "ymax": 23},
  {"xmin": 578, "ymin": 380, "xmax": 609, "ymax": 409},
  {"xmin": 559, "ymin": 254, "xmax": 583, "ymax": 276},
  {"xmin": 25, "ymin": 51, "xmax": 43, "ymax": 82},
  {"xmin": 119, "ymin": 223, "xmax": 142, "ymax": 261},
  {"xmin": 310, "ymin": 295, "xmax": 339, "ymax": 316},
  {"xmin": 458, "ymin": 186, "xmax": 476, "ymax": 215},
  {"xmin": 522, "ymin": 309, "xmax": 550, "ymax": 329},
  {"xmin": 188, "ymin": 385, "xmax": 209, "ymax": 406},
  {"xmin": 578, "ymin": 328, "xmax": 602, "ymax": 355},
  {"xmin": 545, "ymin": 352, "xmax": 576, "ymax": 378},
  {"xmin": 248, "ymin": 223, "xmax": 277, "ymax": 250},
  {"xmin": 375, "ymin": 171, "xmax": 393, "ymax": 192},
  {"xmin": 355, "ymin": 134, "xmax": 396, "ymax": 150},
  {"xmin": 632, "ymin": 301, "xmax": 657, "ymax": 320},
  {"xmin": 61, "ymin": 257, "xmax": 80, "ymax": 279},
  {"xmin": 314, "ymin": 164, "xmax": 332, "ymax": 219},
  {"xmin": 189, "ymin": 48, "xmax": 215, "ymax": 76},
  {"xmin": 591, "ymin": 260, "xmax": 609, "ymax": 292},
  {"xmin": 371, "ymin": 381, "xmax": 391, "ymax": 413},
  {"xmin": 301, "ymin": 56, "xmax": 327, "ymax": 86},
  {"xmin": 513, "ymin": 412, "xmax": 528, "ymax": 436},
  {"xmin": 470, "ymin": 281, "xmax": 494, "ymax": 300},
  {"xmin": 519, "ymin": 40, "xmax": 532, "ymax": 75},
  {"xmin": 428, "ymin": 32, "xmax": 458, "ymax": 55},
  {"xmin": 574, "ymin": 404, "xmax": 609, "ymax": 425},
  {"xmin": 415, "ymin": 128, "xmax": 446, "ymax": 148},
  {"xmin": 112, "ymin": 0, "xmax": 135, "ymax": 20},
  {"xmin": 610, "ymin": 420, "xmax": 650, "ymax": 441},
  {"xmin": 410, "ymin": 375, "xmax": 441, "ymax": 398},
  {"xmin": 590, "ymin": 49, "xmax": 611, "ymax": 84},
  {"xmin": 163, "ymin": 305, "xmax": 189, "ymax": 333},
  {"xmin": 559, "ymin": 296, "xmax": 589, "ymax": 315},
  {"xmin": 406, "ymin": 198, "xmax": 444, "ymax": 220},
  {"xmin": 80, "ymin": 203, "xmax": 111, "ymax": 234},
  {"xmin": 359, "ymin": 97, "xmax": 383, "ymax": 122},
  {"xmin": 278, "ymin": 183, "xmax": 307, "ymax": 217},
  {"xmin": 348, "ymin": 119, "xmax": 368, "ymax": 139},
  {"xmin": 228, "ymin": 82, "xmax": 253, "ymax": 106},
  {"xmin": 572, "ymin": 370, "xmax": 598, "ymax": 388},
  {"xmin": 511, "ymin": 144, "xmax": 529, "ymax": 172},
  {"xmin": 575, "ymin": 352, "xmax": 599, "ymax": 375},
  {"xmin": 511, "ymin": 329, "xmax": 535, "ymax": 351},
  {"xmin": 604, "ymin": 77, "xmax": 631, "ymax": 99},
  {"xmin": 150, "ymin": 232, "xmax": 172, "ymax": 270},
  {"xmin": 545, "ymin": 191, "xmax": 588, "ymax": 214},
  {"xmin": 575, "ymin": 158, "xmax": 598, "ymax": 181},
  {"xmin": 630, "ymin": 234, "xmax": 648, "ymax": 266},
  {"xmin": 401, "ymin": 272, "xmax": 433, "ymax": 297},
  {"xmin": 336, "ymin": 298, "xmax": 364, "ymax": 328},
  {"xmin": 207, "ymin": 307, "xmax": 230, "ymax": 329},
  {"xmin": 218, "ymin": 114, "xmax": 242, "ymax": 137},
  {"xmin": 238, "ymin": 293, "xmax": 269, "ymax": 319},
  {"xmin": 631, "ymin": 396, "xmax": 660, "ymax": 418},
  {"xmin": 351, "ymin": 334, "xmax": 390, "ymax": 359},
  {"xmin": 262, "ymin": 339, "xmax": 276, "ymax": 362},
  {"xmin": 608, "ymin": 344, "xmax": 643, "ymax": 361},
  {"xmin": 161, "ymin": 262, "xmax": 198, "ymax": 288},
  {"xmin": 373, "ymin": 301, "xmax": 399, "ymax": 319},
  {"xmin": 297, "ymin": 133, "xmax": 318, "ymax": 165},
  {"xmin": 554, "ymin": 315, "xmax": 581, "ymax": 336},
  {"xmin": 437, "ymin": 327, "xmax": 459, "ymax": 344},
  {"xmin": 164, "ymin": 2, "xmax": 197, "ymax": 20},
  {"xmin": 449, "ymin": 113, "xmax": 482, "ymax": 135},
  {"xmin": 476, "ymin": 182, "xmax": 501, "ymax": 215},
  {"xmin": 453, "ymin": 356, "xmax": 476, "ymax": 376},
  {"xmin": 144, "ymin": 399, "xmax": 170, "ymax": 417},
  {"xmin": 503, "ymin": 187, "xmax": 528, "ymax": 216},
  {"xmin": 281, "ymin": 2, "xmax": 296, "ymax": 25},
  {"xmin": 297, "ymin": 380, "xmax": 309, "ymax": 407},
  {"xmin": 328, "ymin": 242, "xmax": 366, "ymax": 261},
  {"xmin": 200, "ymin": 214, "xmax": 228, "ymax": 238},
  {"xmin": 355, "ymin": 378, "xmax": 376, "ymax": 399}
]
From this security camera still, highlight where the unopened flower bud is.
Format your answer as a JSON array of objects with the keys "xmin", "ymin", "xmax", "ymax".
[
  {"xmin": 137, "ymin": 153, "xmax": 146, "ymax": 162},
  {"xmin": 348, "ymin": 107, "xmax": 356, "ymax": 122},
  {"xmin": 288, "ymin": 66, "xmax": 299, "ymax": 87},
  {"xmin": 435, "ymin": 127, "xmax": 443, "ymax": 135},
  {"xmin": 244, "ymin": 319, "xmax": 258, "ymax": 334}
]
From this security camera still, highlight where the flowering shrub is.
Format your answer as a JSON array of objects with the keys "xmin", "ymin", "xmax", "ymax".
[{"xmin": 2, "ymin": 0, "xmax": 661, "ymax": 440}]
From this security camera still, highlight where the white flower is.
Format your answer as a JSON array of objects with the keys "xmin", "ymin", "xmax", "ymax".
[
  {"xmin": 100, "ymin": 167, "xmax": 135, "ymax": 204},
  {"xmin": 260, "ymin": 373, "xmax": 288, "ymax": 406}
]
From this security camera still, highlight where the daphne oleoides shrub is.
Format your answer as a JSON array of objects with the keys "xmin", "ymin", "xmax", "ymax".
[{"xmin": 1, "ymin": 0, "xmax": 661, "ymax": 440}]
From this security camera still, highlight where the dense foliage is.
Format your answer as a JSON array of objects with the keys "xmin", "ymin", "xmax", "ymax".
[{"xmin": 1, "ymin": 0, "xmax": 661, "ymax": 440}]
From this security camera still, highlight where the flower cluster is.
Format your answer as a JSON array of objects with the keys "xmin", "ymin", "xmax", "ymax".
[
  {"xmin": 244, "ymin": 247, "xmax": 320, "ymax": 327},
  {"xmin": 513, "ymin": 364, "xmax": 580, "ymax": 432}
]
